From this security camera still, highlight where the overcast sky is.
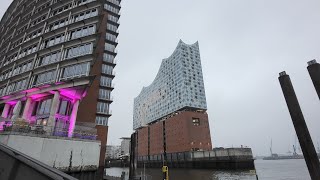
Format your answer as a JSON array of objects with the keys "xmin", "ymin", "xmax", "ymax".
[{"xmin": 1, "ymin": 0, "xmax": 320, "ymax": 156}]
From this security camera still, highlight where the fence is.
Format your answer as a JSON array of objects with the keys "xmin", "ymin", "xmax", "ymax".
[{"xmin": 138, "ymin": 148, "xmax": 253, "ymax": 163}]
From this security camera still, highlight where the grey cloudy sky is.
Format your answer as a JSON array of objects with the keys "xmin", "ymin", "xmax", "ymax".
[{"xmin": 1, "ymin": 0, "xmax": 320, "ymax": 156}]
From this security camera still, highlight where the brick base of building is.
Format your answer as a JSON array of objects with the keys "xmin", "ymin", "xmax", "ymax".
[{"xmin": 136, "ymin": 110, "xmax": 212, "ymax": 157}]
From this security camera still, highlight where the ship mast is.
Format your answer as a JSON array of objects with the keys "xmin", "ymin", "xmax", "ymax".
[
  {"xmin": 293, "ymin": 145, "xmax": 298, "ymax": 156},
  {"xmin": 270, "ymin": 139, "xmax": 273, "ymax": 156}
]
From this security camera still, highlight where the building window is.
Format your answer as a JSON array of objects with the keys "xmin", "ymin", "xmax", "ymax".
[
  {"xmin": 192, "ymin": 118, "xmax": 200, "ymax": 126},
  {"xmin": 37, "ymin": 98, "xmax": 53, "ymax": 115},
  {"xmin": 47, "ymin": 18, "xmax": 69, "ymax": 31},
  {"xmin": 99, "ymin": 89, "xmax": 111, "ymax": 100},
  {"xmin": 106, "ymin": 24, "xmax": 118, "ymax": 32},
  {"xmin": 34, "ymin": 70, "xmax": 56, "ymax": 86},
  {"xmin": 41, "ymin": 33, "xmax": 65, "ymax": 49},
  {"xmin": 105, "ymin": 4, "xmax": 120, "ymax": 14},
  {"xmin": 60, "ymin": 62, "xmax": 90, "ymax": 80},
  {"xmin": 78, "ymin": 0, "xmax": 96, "ymax": 6},
  {"xmin": 58, "ymin": 100, "xmax": 72, "ymax": 116},
  {"xmin": 73, "ymin": 8, "xmax": 98, "ymax": 23},
  {"xmin": 96, "ymin": 116, "xmax": 108, "ymax": 126},
  {"xmin": 105, "ymin": 43, "xmax": 116, "ymax": 52},
  {"xmin": 102, "ymin": 64, "xmax": 113, "ymax": 75},
  {"xmin": 65, "ymin": 43, "xmax": 93, "ymax": 59},
  {"xmin": 103, "ymin": 53, "xmax": 115, "ymax": 63},
  {"xmin": 39, "ymin": 51, "xmax": 61, "ymax": 66},
  {"xmin": 70, "ymin": 25, "xmax": 95, "ymax": 40},
  {"xmin": 100, "ymin": 76, "xmax": 113, "ymax": 87},
  {"xmin": 97, "ymin": 102, "xmax": 109, "ymax": 114},
  {"xmin": 106, "ymin": 33, "xmax": 117, "ymax": 42},
  {"xmin": 13, "ymin": 78, "xmax": 28, "ymax": 92}
]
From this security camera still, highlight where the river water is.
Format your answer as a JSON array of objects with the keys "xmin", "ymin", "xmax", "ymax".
[{"xmin": 105, "ymin": 159, "xmax": 310, "ymax": 180}]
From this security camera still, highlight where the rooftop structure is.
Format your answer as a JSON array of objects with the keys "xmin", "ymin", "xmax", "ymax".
[{"xmin": 133, "ymin": 40, "xmax": 207, "ymax": 129}]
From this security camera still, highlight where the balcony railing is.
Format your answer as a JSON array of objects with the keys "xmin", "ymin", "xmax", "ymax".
[
  {"xmin": 107, "ymin": 0, "xmax": 121, "ymax": 6},
  {"xmin": 0, "ymin": 122, "xmax": 97, "ymax": 140}
]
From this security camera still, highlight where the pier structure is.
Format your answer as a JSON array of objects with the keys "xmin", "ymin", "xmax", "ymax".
[{"xmin": 279, "ymin": 71, "xmax": 320, "ymax": 180}]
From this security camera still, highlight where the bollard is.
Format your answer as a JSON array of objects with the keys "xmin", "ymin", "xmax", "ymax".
[{"xmin": 162, "ymin": 166, "xmax": 169, "ymax": 180}]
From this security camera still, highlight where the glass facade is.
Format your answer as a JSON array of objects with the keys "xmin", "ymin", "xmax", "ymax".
[{"xmin": 133, "ymin": 41, "xmax": 207, "ymax": 129}]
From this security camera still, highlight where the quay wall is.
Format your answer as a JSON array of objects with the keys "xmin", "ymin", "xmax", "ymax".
[
  {"xmin": 0, "ymin": 134, "xmax": 100, "ymax": 172},
  {"xmin": 136, "ymin": 148, "xmax": 255, "ymax": 170}
]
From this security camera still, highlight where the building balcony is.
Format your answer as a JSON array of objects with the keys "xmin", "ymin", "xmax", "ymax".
[
  {"xmin": 96, "ymin": 110, "xmax": 112, "ymax": 117},
  {"xmin": 107, "ymin": 0, "xmax": 121, "ymax": 7},
  {"xmin": 103, "ymin": 57, "xmax": 117, "ymax": 66},
  {"xmin": 0, "ymin": 119, "xmax": 97, "ymax": 140},
  {"xmin": 98, "ymin": 96, "xmax": 114, "ymax": 103}
]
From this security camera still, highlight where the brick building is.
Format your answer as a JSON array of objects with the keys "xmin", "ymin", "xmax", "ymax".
[{"xmin": 133, "ymin": 40, "xmax": 212, "ymax": 158}]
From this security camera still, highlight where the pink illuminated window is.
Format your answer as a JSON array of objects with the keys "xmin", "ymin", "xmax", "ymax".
[{"xmin": 58, "ymin": 100, "xmax": 71, "ymax": 115}]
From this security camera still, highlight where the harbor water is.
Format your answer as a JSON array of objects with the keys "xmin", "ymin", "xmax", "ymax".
[{"xmin": 105, "ymin": 159, "xmax": 310, "ymax": 180}]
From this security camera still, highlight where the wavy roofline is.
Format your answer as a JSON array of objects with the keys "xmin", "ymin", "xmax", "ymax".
[
  {"xmin": 135, "ymin": 40, "xmax": 199, "ymax": 100},
  {"xmin": 0, "ymin": 0, "xmax": 19, "ymax": 28}
]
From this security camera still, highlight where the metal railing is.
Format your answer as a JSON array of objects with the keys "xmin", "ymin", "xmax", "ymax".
[
  {"xmin": 0, "ymin": 122, "xmax": 97, "ymax": 140},
  {"xmin": 0, "ymin": 142, "xmax": 78, "ymax": 180}
]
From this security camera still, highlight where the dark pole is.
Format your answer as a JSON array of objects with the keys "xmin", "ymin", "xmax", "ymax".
[
  {"xmin": 307, "ymin": 60, "xmax": 320, "ymax": 100},
  {"xmin": 129, "ymin": 132, "xmax": 137, "ymax": 179},
  {"xmin": 278, "ymin": 71, "xmax": 320, "ymax": 180}
]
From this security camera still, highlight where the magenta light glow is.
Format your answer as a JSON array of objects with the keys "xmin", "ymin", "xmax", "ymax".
[
  {"xmin": 55, "ymin": 82, "xmax": 64, "ymax": 85},
  {"xmin": 55, "ymin": 114, "xmax": 69, "ymax": 121},
  {"xmin": 68, "ymin": 101, "xmax": 79, "ymax": 138},
  {"xmin": 0, "ymin": 121, "xmax": 4, "ymax": 131},
  {"xmin": 82, "ymin": 90, "xmax": 87, "ymax": 98},
  {"xmin": 1, "ymin": 95, "xmax": 12, "ymax": 100},
  {"xmin": 7, "ymin": 101, "xmax": 18, "ymax": 106},
  {"xmin": 30, "ymin": 94, "xmax": 48, "ymax": 101},
  {"xmin": 68, "ymin": 110, "xmax": 76, "ymax": 138},
  {"xmin": 1, "ymin": 104, "xmax": 10, "ymax": 118},
  {"xmin": 30, "ymin": 116, "xmax": 36, "ymax": 123},
  {"xmin": 23, "ymin": 88, "xmax": 39, "ymax": 93},
  {"xmin": 59, "ymin": 89, "xmax": 82, "ymax": 101}
]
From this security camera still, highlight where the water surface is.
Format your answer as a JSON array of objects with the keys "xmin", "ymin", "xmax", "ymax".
[{"xmin": 105, "ymin": 159, "xmax": 310, "ymax": 180}]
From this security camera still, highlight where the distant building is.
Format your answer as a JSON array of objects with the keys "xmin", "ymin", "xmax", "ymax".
[
  {"xmin": 133, "ymin": 40, "xmax": 212, "ymax": 158},
  {"xmin": 120, "ymin": 137, "xmax": 131, "ymax": 156},
  {"xmin": 106, "ymin": 145, "xmax": 121, "ymax": 159}
]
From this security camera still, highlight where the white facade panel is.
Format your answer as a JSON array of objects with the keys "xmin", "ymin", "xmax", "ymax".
[{"xmin": 133, "ymin": 40, "xmax": 207, "ymax": 129}]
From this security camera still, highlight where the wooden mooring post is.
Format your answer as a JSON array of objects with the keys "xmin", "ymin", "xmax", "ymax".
[{"xmin": 279, "ymin": 71, "xmax": 320, "ymax": 180}]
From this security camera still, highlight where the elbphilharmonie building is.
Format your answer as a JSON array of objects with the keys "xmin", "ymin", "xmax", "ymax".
[
  {"xmin": 133, "ymin": 40, "xmax": 207, "ymax": 129},
  {"xmin": 133, "ymin": 41, "xmax": 212, "ymax": 157},
  {"xmin": 0, "ymin": 0, "xmax": 121, "ymax": 168}
]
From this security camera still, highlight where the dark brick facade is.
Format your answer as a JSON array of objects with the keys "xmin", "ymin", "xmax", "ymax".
[
  {"xmin": 136, "ymin": 111, "xmax": 212, "ymax": 156},
  {"xmin": 137, "ymin": 127, "xmax": 149, "ymax": 156}
]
